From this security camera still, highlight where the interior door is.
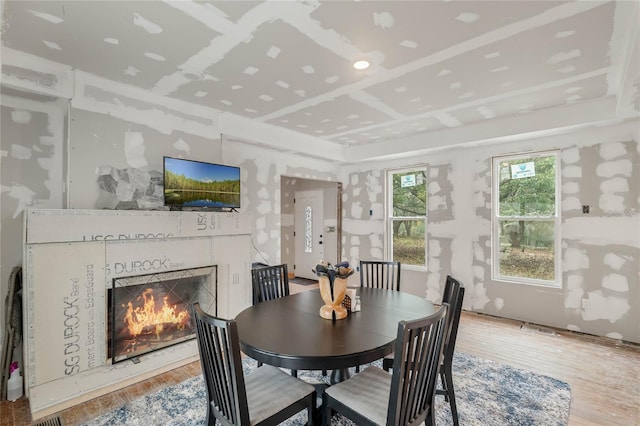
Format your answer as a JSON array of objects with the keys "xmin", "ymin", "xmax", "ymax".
[{"xmin": 295, "ymin": 189, "xmax": 324, "ymax": 280}]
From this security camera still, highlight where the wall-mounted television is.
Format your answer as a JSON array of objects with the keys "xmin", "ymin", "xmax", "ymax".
[{"xmin": 163, "ymin": 156, "xmax": 241, "ymax": 209}]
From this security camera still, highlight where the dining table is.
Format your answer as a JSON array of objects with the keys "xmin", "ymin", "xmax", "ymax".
[{"xmin": 235, "ymin": 287, "xmax": 435, "ymax": 384}]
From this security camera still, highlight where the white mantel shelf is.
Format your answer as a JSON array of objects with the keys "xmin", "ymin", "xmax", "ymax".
[{"xmin": 23, "ymin": 209, "xmax": 253, "ymax": 419}]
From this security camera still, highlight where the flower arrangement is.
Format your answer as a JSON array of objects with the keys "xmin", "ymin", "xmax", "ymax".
[
  {"xmin": 313, "ymin": 261, "xmax": 354, "ymax": 320},
  {"xmin": 313, "ymin": 260, "xmax": 354, "ymax": 279}
]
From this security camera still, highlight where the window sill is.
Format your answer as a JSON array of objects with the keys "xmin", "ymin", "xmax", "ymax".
[
  {"xmin": 493, "ymin": 276, "xmax": 561, "ymax": 288},
  {"xmin": 400, "ymin": 264, "xmax": 428, "ymax": 273}
]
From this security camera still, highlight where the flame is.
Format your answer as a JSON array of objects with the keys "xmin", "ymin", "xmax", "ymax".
[{"xmin": 123, "ymin": 288, "xmax": 190, "ymax": 339}]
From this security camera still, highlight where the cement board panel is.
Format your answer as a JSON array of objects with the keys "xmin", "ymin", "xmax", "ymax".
[
  {"xmin": 26, "ymin": 209, "xmax": 251, "ymax": 243},
  {"xmin": 212, "ymin": 235, "xmax": 252, "ymax": 318},
  {"xmin": 26, "ymin": 242, "xmax": 106, "ymax": 387},
  {"xmin": 29, "ymin": 341, "xmax": 198, "ymax": 416},
  {"xmin": 26, "ymin": 209, "xmax": 180, "ymax": 243},
  {"xmin": 178, "ymin": 211, "xmax": 251, "ymax": 237},
  {"xmin": 104, "ymin": 237, "xmax": 214, "ymax": 281}
]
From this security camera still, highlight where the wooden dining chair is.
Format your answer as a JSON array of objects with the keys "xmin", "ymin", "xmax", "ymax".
[
  {"xmin": 383, "ymin": 274, "xmax": 465, "ymax": 426},
  {"xmin": 251, "ymin": 263, "xmax": 298, "ymax": 376},
  {"xmin": 356, "ymin": 260, "xmax": 401, "ymax": 372},
  {"xmin": 359, "ymin": 260, "xmax": 401, "ymax": 291},
  {"xmin": 323, "ymin": 304, "xmax": 449, "ymax": 426},
  {"xmin": 192, "ymin": 303, "xmax": 317, "ymax": 426},
  {"xmin": 435, "ymin": 276, "xmax": 465, "ymax": 426},
  {"xmin": 251, "ymin": 263, "xmax": 290, "ymax": 305}
]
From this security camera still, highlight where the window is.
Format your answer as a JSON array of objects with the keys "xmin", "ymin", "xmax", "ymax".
[
  {"xmin": 304, "ymin": 205, "xmax": 312, "ymax": 253},
  {"xmin": 493, "ymin": 152, "xmax": 560, "ymax": 285},
  {"xmin": 387, "ymin": 166, "xmax": 427, "ymax": 267}
]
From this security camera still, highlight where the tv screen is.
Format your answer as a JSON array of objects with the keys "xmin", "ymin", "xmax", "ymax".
[{"xmin": 163, "ymin": 157, "xmax": 241, "ymax": 209}]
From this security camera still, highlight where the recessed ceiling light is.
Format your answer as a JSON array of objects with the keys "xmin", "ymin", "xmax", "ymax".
[{"xmin": 353, "ymin": 60, "xmax": 370, "ymax": 70}]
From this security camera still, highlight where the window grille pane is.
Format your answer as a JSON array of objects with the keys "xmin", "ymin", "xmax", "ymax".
[
  {"xmin": 498, "ymin": 156, "xmax": 556, "ymax": 217},
  {"xmin": 497, "ymin": 219, "xmax": 555, "ymax": 281},
  {"xmin": 392, "ymin": 170, "xmax": 427, "ymax": 216},
  {"xmin": 391, "ymin": 219, "xmax": 425, "ymax": 265}
]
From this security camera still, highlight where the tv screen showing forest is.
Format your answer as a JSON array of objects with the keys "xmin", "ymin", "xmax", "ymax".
[{"xmin": 163, "ymin": 157, "xmax": 241, "ymax": 208}]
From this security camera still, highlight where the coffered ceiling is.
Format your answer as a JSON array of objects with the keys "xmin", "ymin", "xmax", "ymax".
[{"xmin": 1, "ymin": 1, "xmax": 638, "ymax": 162}]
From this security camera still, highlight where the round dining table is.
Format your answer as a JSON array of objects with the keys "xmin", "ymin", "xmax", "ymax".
[{"xmin": 235, "ymin": 287, "xmax": 435, "ymax": 383}]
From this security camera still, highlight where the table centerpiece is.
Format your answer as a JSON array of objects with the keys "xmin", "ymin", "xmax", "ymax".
[{"xmin": 313, "ymin": 261, "xmax": 354, "ymax": 320}]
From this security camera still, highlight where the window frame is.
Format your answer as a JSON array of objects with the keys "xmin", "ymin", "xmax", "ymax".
[
  {"xmin": 385, "ymin": 165, "xmax": 428, "ymax": 270},
  {"xmin": 492, "ymin": 150, "xmax": 561, "ymax": 287}
]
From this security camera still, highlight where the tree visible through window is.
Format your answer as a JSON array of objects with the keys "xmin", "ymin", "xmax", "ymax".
[
  {"xmin": 493, "ymin": 152, "xmax": 559, "ymax": 284},
  {"xmin": 387, "ymin": 167, "xmax": 427, "ymax": 267}
]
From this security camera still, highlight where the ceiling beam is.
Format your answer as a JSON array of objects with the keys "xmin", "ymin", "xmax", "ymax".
[
  {"xmin": 218, "ymin": 112, "xmax": 345, "ymax": 161},
  {"xmin": 0, "ymin": 47, "xmax": 73, "ymax": 99},
  {"xmin": 345, "ymin": 96, "xmax": 621, "ymax": 163},
  {"xmin": 610, "ymin": 1, "xmax": 640, "ymax": 117}
]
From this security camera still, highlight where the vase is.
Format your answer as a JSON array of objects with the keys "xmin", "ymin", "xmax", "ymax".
[{"xmin": 318, "ymin": 275, "xmax": 348, "ymax": 320}]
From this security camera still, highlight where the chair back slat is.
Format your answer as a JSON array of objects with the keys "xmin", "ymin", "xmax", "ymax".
[
  {"xmin": 251, "ymin": 264, "xmax": 290, "ymax": 304},
  {"xmin": 359, "ymin": 260, "xmax": 401, "ymax": 291},
  {"xmin": 387, "ymin": 304, "xmax": 448, "ymax": 426},
  {"xmin": 193, "ymin": 303, "xmax": 250, "ymax": 426}
]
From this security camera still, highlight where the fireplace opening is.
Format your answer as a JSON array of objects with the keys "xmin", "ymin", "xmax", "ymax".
[{"xmin": 108, "ymin": 266, "xmax": 217, "ymax": 363}]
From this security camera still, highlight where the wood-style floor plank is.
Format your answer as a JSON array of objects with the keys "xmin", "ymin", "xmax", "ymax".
[
  {"xmin": 455, "ymin": 312, "xmax": 639, "ymax": 426},
  {"xmin": 2, "ymin": 284, "xmax": 638, "ymax": 425}
]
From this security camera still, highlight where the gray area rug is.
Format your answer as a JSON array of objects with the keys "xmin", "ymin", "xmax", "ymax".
[{"xmin": 83, "ymin": 352, "xmax": 570, "ymax": 425}]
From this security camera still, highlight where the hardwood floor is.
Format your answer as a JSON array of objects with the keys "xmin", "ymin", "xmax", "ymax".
[
  {"xmin": 454, "ymin": 312, "xmax": 640, "ymax": 426},
  {"xmin": 2, "ymin": 283, "xmax": 638, "ymax": 425}
]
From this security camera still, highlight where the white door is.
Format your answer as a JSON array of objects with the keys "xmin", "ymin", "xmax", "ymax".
[{"xmin": 295, "ymin": 189, "xmax": 324, "ymax": 280}]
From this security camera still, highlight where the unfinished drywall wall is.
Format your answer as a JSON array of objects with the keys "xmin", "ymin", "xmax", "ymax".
[
  {"xmin": 341, "ymin": 169, "xmax": 386, "ymax": 266},
  {"xmin": 0, "ymin": 87, "xmax": 66, "ymax": 348},
  {"xmin": 68, "ymin": 109, "xmax": 339, "ymax": 277},
  {"xmin": 68, "ymin": 108, "xmax": 222, "ymax": 209},
  {"xmin": 340, "ymin": 165, "xmax": 461, "ymax": 299},
  {"xmin": 281, "ymin": 176, "xmax": 297, "ymax": 270},
  {"xmin": 341, "ymin": 121, "xmax": 640, "ymax": 343},
  {"xmin": 560, "ymin": 141, "xmax": 639, "ymax": 338},
  {"xmin": 425, "ymin": 164, "xmax": 457, "ymax": 301},
  {"xmin": 223, "ymin": 143, "xmax": 339, "ymax": 268}
]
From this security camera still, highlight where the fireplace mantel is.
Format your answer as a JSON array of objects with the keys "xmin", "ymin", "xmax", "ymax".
[{"xmin": 23, "ymin": 209, "xmax": 252, "ymax": 419}]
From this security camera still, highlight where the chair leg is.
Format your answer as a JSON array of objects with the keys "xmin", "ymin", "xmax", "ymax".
[
  {"xmin": 382, "ymin": 357, "xmax": 393, "ymax": 372},
  {"xmin": 323, "ymin": 394, "xmax": 332, "ymax": 426},
  {"xmin": 443, "ymin": 364, "xmax": 459, "ymax": 426},
  {"xmin": 206, "ymin": 409, "xmax": 215, "ymax": 426},
  {"xmin": 355, "ymin": 365, "xmax": 360, "ymax": 373},
  {"xmin": 425, "ymin": 410, "xmax": 435, "ymax": 426},
  {"xmin": 439, "ymin": 371, "xmax": 449, "ymax": 402},
  {"xmin": 291, "ymin": 369, "xmax": 298, "ymax": 377},
  {"xmin": 257, "ymin": 361, "xmax": 263, "ymax": 368},
  {"xmin": 308, "ymin": 393, "xmax": 315, "ymax": 426}
]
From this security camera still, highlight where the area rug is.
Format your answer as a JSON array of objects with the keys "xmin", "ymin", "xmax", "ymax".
[{"xmin": 83, "ymin": 352, "xmax": 570, "ymax": 426}]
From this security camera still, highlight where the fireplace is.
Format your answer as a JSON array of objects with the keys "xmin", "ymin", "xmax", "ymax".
[
  {"xmin": 108, "ymin": 266, "xmax": 217, "ymax": 363},
  {"xmin": 24, "ymin": 209, "xmax": 252, "ymax": 419}
]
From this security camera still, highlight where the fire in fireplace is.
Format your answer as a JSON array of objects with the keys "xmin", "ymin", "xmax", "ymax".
[{"xmin": 108, "ymin": 266, "xmax": 217, "ymax": 363}]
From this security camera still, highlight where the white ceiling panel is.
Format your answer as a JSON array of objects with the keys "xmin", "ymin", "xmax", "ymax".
[{"xmin": 1, "ymin": 0, "xmax": 637, "ymax": 162}]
